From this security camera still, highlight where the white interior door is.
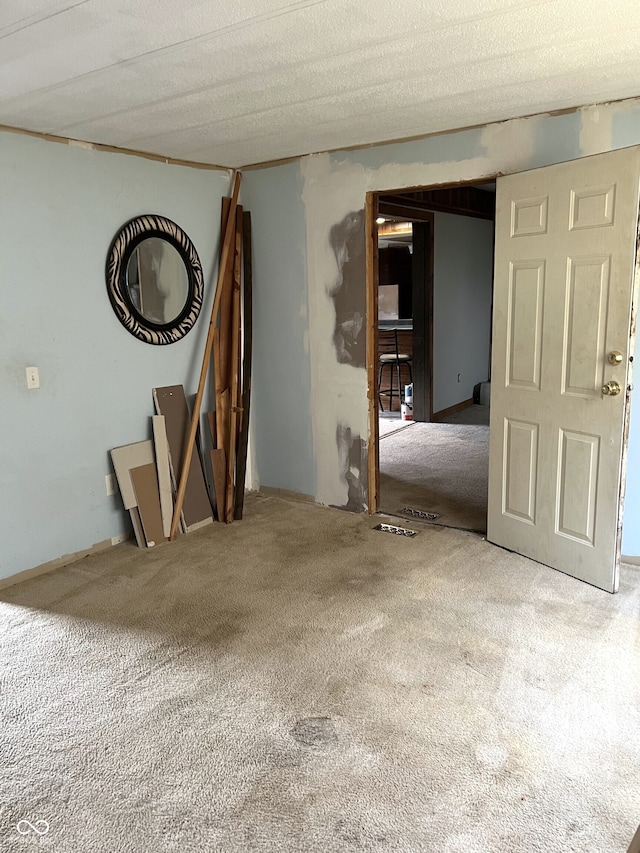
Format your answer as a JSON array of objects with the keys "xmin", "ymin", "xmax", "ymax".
[{"xmin": 487, "ymin": 146, "xmax": 640, "ymax": 592}]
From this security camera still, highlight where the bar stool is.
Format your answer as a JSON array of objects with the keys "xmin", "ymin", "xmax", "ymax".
[{"xmin": 378, "ymin": 328, "xmax": 413, "ymax": 412}]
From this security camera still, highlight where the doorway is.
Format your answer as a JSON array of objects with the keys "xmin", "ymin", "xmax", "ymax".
[
  {"xmin": 368, "ymin": 181, "xmax": 496, "ymax": 533},
  {"xmin": 365, "ymin": 147, "xmax": 640, "ymax": 593}
]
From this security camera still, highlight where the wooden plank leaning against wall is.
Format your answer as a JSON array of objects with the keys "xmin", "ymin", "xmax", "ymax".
[{"xmin": 170, "ymin": 172, "xmax": 241, "ymax": 539}]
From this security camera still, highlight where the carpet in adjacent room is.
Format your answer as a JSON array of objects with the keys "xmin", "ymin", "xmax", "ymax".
[{"xmin": 379, "ymin": 421, "xmax": 489, "ymax": 532}]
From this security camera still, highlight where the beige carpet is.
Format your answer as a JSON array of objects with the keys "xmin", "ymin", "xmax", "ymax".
[
  {"xmin": 1, "ymin": 494, "xmax": 639, "ymax": 852},
  {"xmin": 379, "ymin": 422, "xmax": 489, "ymax": 532},
  {"xmin": 439, "ymin": 404, "xmax": 490, "ymax": 427},
  {"xmin": 378, "ymin": 417, "xmax": 416, "ymax": 438}
]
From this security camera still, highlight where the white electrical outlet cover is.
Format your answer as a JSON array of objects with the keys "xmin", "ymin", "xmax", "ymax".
[{"xmin": 26, "ymin": 366, "xmax": 40, "ymax": 389}]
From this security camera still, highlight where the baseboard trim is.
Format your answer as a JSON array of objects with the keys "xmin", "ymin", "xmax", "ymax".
[
  {"xmin": 621, "ymin": 555, "xmax": 640, "ymax": 566},
  {"xmin": 0, "ymin": 535, "xmax": 132, "ymax": 591},
  {"xmin": 432, "ymin": 398, "xmax": 474, "ymax": 422}
]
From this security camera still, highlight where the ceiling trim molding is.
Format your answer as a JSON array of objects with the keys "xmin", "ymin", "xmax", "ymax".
[
  {"xmin": 241, "ymin": 95, "xmax": 637, "ymax": 171},
  {"xmin": 3, "ymin": 93, "xmax": 638, "ymax": 175},
  {"xmin": 0, "ymin": 123, "xmax": 231, "ymax": 173}
]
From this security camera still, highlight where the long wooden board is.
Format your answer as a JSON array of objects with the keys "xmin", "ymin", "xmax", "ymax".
[
  {"xmin": 219, "ymin": 196, "xmax": 235, "ymax": 390},
  {"xmin": 206, "ymin": 411, "xmax": 216, "ymax": 448},
  {"xmin": 210, "ymin": 449, "xmax": 227, "ymax": 522},
  {"xmin": 153, "ymin": 385, "xmax": 213, "ymax": 531},
  {"xmin": 225, "ymin": 215, "xmax": 243, "ymax": 522},
  {"xmin": 206, "ymin": 411, "xmax": 225, "ymax": 521},
  {"xmin": 217, "ymin": 205, "xmax": 243, "ymax": 464},
  {"xmin": 169, "ymin": 171, "xmax": 241, "ymax": 540},
  {"xmin": 234, "ymin": 210, "xmax": 253, "ymax": 520}
]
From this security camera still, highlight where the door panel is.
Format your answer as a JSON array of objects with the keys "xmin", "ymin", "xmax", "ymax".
[
  {"xmin": 556, "ymin": 429, "xmax": 599, "ymax": 544},
  {"xmin": 507, "ymin": 261, "xmax": 545, "ymax": 389},
  {"xmin": 511, "ymin": 195, "xmax": 549, "ymax": 236},
  {"xmin": 569, "ymin": 185, "xmax": 615, "ymax": 230},
  {"xmin": 563, "ymin": 256, "xmax": 610, "ymax": 396},
  {"xmin": 488, "ymin": 146, "xmax": 640, "ymax": 592},
  {"xmin": 503, "ymin": 419, "xmax": 538, "ymax": 523}
]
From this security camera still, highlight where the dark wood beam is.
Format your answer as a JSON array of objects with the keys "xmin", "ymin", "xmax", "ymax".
[{"xmin": 381, "ymin": 185, "xmax": 495, "ymax": 220}]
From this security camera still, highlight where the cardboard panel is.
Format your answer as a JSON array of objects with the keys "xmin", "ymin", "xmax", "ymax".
[
  {"xmin": 153, "ymin": 385, "xmax": 212, "ymax": 530},
  {"xmin": 129, "ymin": 506, "xmax": 145, "ymax": 548},
  {"xmin": 152, "ymin": 414, "xmax": 173, "ymax": 538},
  {"xmin": 130, "ymin": 463, "xmax": 166, "ymax": 547},
  {"xmin": 110, "ymin": 441, "xmax": 154, "ymax": 509}
]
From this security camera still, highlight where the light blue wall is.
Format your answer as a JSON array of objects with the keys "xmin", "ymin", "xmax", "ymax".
[
  {"xmin": 528, "ymin": 111, "xmax": 583, "ymax": 170},
  {"xmin": 1, "ymin": 131, "xmax": 229, "ymax": 578},
  {"xmin": 432, "ymin": 212, "xmax": 494, "ymax": 413},
  {"xmin": 241, "ymin": 163, "xmax": 315, "ymax": 497}
]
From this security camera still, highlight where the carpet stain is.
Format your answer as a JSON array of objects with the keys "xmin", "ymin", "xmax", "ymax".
[
  {"xmin": 334, "ymin": 817, "xmax": 388, "ymax": 846},
  {"xmin": 291, "ymin": 716, "xmax": 337, "ymax": 747}
]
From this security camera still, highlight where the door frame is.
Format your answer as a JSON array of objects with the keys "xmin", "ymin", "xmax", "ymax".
[
  {"xmin": 366, "ymin": 173, "xmax": 501, "ymax": 514},
  {"xmin": 365, "ymin": 192, "xmax": 380, "ymax": 513},
  {"xmin": 409, "ymin": 216, "xmax": 435, "ymax": 423}
]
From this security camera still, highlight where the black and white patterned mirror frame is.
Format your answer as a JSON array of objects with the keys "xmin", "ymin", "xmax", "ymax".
[{"xmin": 106, "ymin": 214, "xmax": 204, "ymax": 345}]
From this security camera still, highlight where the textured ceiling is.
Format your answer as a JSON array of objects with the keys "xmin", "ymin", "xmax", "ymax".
[{"xmin": 2, "ymin": 0, "xmax": 640, "ymax": 168}]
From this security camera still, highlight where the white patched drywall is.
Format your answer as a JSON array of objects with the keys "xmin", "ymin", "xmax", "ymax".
[
  {"xmin": 301, "ymin": 156, "xmax": 371, "ymax": 509},
  {"xmin": 301, "ymin": 111, "xmax": 561, "ymax": 508}
]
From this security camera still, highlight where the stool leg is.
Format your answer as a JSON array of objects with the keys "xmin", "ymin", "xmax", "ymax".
[
  {"xmin": 378, "ymin": 363, "xmax": 384, "ymax": 411},
  {"xmin": 389, "ymin": 362, "xmax": 395, "ymax": 411},
  {"xmin": 396, "ymin": 362, "xmax": 402, "ymax": 408}
]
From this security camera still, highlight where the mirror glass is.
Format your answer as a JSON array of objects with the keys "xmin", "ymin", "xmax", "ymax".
[{"xmin": 126, "ymin": 237, "xmax": 190, "ymax": 325}]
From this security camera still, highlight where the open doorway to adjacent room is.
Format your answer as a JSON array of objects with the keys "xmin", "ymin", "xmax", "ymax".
[{"xmin": 368, "ymin": 181, "xmax": 496, "ymax": 533}]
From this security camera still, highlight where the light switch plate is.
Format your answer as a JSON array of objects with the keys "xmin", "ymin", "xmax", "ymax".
[{"xmin": 26, "ymin": 366, "xmax": 40, "ymax": 389}]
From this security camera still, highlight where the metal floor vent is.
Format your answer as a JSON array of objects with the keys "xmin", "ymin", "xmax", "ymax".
[
  {"xmin": 374, "ymin": 523, "xmax": 418, "ymax": 537},
  {"xmin": 400, "ymin": 507, "xmax": 440, "ymax": 521}
]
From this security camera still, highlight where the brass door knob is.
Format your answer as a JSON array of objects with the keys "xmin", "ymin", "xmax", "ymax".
[
  {"xmin": 608, "ymin": 351, "xmax": 624, "ymax": 365},
  {"xmin": 602, "ymin": 381, "xmax": 622, "ymax": 396}
]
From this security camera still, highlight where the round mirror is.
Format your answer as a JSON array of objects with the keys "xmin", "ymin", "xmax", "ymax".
[
  {"xmin": 106, "ymin": 215, "xmax": 204, "ymax": 345},
  {"xmin": 126, "ymin": 238, "xmax": 190, "ymax": 325}
]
